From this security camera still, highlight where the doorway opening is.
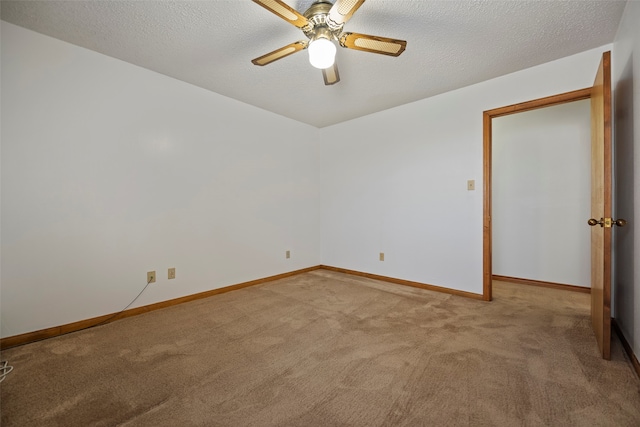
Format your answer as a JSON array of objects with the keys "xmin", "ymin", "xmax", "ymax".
[{"xmin": 482, "ymin": 88, "xmax": 592, "ymax": 301}]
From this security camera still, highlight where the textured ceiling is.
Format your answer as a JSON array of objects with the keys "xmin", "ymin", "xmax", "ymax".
[{"xmin": 0, "ymin": 0, "xmax": 627, "ymax": 128}]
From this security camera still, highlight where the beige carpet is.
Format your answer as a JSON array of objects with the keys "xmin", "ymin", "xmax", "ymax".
[{"xmin": 1, "ymin": 270, "xmax": 639, "ymax": 426}]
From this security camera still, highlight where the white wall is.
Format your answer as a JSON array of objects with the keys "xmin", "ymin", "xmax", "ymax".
[
  {"xmin": 319, "ymin": 45, "xmax": 611, "ymax": 295},
  {"xmin": 612, "ymin": 1, "xmax": 640, "ymax": 360},
  {"xmin": 0, "ymin": 22, "xmax": 321, "ymax": 338},
  {"xmin": 492, "ymin": 100, "xmax": 591, "ymax": 287}
]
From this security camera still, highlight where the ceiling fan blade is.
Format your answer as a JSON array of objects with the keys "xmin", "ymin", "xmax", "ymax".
[
  {"xmin": 252, "ymin": 0, "xmax": 310, "ymax": 29},
  {"xmin": 339, "ymin": 32, "xmax": 407, "ymax": 56},
  {"xmin": 322, "ymin": 62, "xmax": 340, "ymax": 85},
  {"xmin": 251, "ymin": 41, "xmax": 308, "ymax": 66},
  {"xmin": 328, "ymin": 0, "xmax": 366, "ymax": 26}
]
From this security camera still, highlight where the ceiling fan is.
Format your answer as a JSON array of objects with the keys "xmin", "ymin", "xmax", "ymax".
[{"xmin": 251, "ymin": 0, "xmax": 407, "ymax": 85}]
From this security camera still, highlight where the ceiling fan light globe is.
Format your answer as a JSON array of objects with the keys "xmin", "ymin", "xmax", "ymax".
[{"xmin": 308, "ymin": 38, "xmax": 336, "ymax": 69}]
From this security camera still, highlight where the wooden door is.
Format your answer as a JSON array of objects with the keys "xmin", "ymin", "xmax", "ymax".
[{"xmin": 590, "ymin": 51, "xmax": 612, "ymax": 360}]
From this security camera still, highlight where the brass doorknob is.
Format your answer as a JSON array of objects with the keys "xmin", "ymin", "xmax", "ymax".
[
  {"xmin": 587, "ymin": 218, "xmax": 627, "ymax": 227},
  {"xmin": 587, "ymin": 218, "xmax": 602, "ymax": 226}
]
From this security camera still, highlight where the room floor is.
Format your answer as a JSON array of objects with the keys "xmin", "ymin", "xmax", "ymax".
[{"xmin": 1, "ymin": 270, "xmax": 639, "ymax": 426}]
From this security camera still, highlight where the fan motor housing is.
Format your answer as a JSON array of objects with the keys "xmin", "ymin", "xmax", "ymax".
[{"xmin": 303, "ymin": 0, "xmax": 343, "ymax": 40}]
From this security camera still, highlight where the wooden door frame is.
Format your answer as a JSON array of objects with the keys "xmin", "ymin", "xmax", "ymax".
[{"xmin": 482, "ymin": 87, "xmax": 592, "ymax": 301}]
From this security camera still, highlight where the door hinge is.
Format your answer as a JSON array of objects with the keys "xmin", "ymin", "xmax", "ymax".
[{"xmin": 603, "ymin": 217, "xmax": 613, "ymax": 228}]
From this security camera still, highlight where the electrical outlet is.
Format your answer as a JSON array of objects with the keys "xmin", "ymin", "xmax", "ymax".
[
  {"xmin": 286, "ymin": 250, "xmax": 291, "ymax": 259},
  {"xmin": 379, "ymin": 252, "xmax": 385, "ymax": 261},
  {"xmin": 147, "ymin": 271, "xmax": 156, "ymax": 283},
  {"xmin": 168, "ymin": 268, "xmax": 176, "ymax": 280},
  {"xmin": 467, "ymin": 180, "xmax": 475, "ymax": 191}
]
